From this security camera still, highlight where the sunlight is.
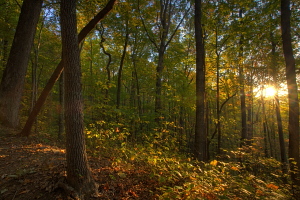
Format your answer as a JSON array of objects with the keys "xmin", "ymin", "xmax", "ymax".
[
  {"xmin": 263, "ymin": 86, "xmax": 276, "ymax": 98},
  {"xmin": 255, "ymin": 85, "xmax": 278, "ymax": 98}
]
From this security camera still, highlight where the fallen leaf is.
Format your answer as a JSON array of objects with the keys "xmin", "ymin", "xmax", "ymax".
[
  {"xmin": 210, "ymin": 160, "xmax": 218, "ymax": 166},
  {"xmin": 1, "ymin": 188, "xmax": 8, "ymax": 194},
  {"xmin": 19, "ymin": 190, "xmax": 30, "ymax": 194}
]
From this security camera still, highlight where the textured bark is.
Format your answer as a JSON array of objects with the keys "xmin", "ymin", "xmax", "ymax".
[
  {"xmin": 0, "ymin": 0, "xmax": 43, "ymax": 128},
  {"xmin": 58, "ymin": 73, "xmax": 64, "ymax": 140},
  {"xmin": 19, "ymin": 0, "xmax": 117, "ymax": 136},
  {"xmin": 61, "ymin": 0, "xmax": 98, "ymax": 198},
  {"xmin": 194, "ymin": 0, "xmax": 207, "ymax": 161},
  {"xmin": 280, "ymin": 0, "xmax": 300, "ymax": 185}
]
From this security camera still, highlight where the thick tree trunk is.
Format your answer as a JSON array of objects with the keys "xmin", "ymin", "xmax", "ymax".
[
  {"xmin": 0, "ymin": 0, "xmax": 43, "ymax": 128},
  {"xmin": 19, "ymin": 0, "xmax": 117, "ymax": 136},
  {"xmin": 58, "ymin": 73, "xmax": 64, "ymax": 140},
  {"xmin": 194, "ymin": 0, "xmax": 207, "ymax": 161},
  {"xmin": 61, "ymin": 0, "xmax": 98, "ymax": 198},
  {"xmin": 280, "ymin": 0, "xmax": 300, "ymax": 186}
]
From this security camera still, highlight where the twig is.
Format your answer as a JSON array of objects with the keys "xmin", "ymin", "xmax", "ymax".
[{"xmin": 11, "ymin": 189, "xmax": 18, "ymax": 200}]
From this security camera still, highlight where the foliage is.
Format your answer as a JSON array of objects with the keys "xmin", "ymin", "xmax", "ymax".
[
  {"xmin": 1, "ymin": 0, "xmax": 300, "ymax": 198},
  {"xmin": 85, "ymin": 126, "xmax": 293, "ymax": 199}
]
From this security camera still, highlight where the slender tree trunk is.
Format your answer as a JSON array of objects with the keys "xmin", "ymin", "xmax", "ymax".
[
  {"xmin": 194, "ymin": 0, "xmax": 207, "ymax": 161},
  {"xmin": 280, "ymin": 0, "xmax": 300, "ymax": 187},
  {"xmin": 247, "ymin": 73, "xmax": 253, "ymax": 142},
  {"xmin": 19, "ymin": 0, "xmax": 117, "ymax": 136},
  {"xmin": 0, "ymin": 0, "xmax": 43, "ymax": 128},
  {"xmin": 216, "ymin": 52, "xmax": 221, "ymax": 155},
  {"xmin": 98, "ymin": 26, "xmax": 112, "ymax": 102},
  {"xmin": 61, "ymin": 0, "xmax": 98, "ymax": 198},
  {"xmin": 154, "ymin": 0, "xmax": 170, "ymax": 121},
  {"xmin": 117, "ymin": 21, "xmax": 129, "ymax": 109},
  {"xmin": 155, "ymin": 46, "xmax": 166, "ymax": 119},
  {"xmin": 270, "ymin": 33, "xmax": 288, "ymax": 170},
  {"xmin": 238, "ymin": 9, "xmax": 247, "ymax": 147}
]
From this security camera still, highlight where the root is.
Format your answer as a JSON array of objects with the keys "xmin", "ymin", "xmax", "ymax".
[{"xmin": 57, "ymin": 179, "xmax": 81, "ymax": 200}]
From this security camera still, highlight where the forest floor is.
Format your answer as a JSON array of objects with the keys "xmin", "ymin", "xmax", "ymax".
[{"xmin": 0, "ymin": 127, "xmax": 160, "ymax": 200}]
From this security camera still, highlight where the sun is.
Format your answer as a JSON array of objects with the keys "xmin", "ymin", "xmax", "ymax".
[{"xmin": 262, "ymin": 86, "xmax": 277, "ymax": 98}]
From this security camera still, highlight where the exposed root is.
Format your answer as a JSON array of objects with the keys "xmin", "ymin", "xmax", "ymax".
[{"xmin": 57, "ymin": 179, "xmax": 81, "ymax": 200}]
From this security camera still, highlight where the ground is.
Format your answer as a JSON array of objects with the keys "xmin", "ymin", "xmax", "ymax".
[{"xmin": 0, "ymin": 127, "xmax": 159, "ymax": 200}]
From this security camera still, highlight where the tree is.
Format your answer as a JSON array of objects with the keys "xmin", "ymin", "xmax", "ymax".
[
  {"xmin": 138, "ymin": 0, "xmax": 190, "ymax": 122},
  {"xmin": 194, "ymin": 0, "xmax": 207, "ymax": 161},
  {"xmin": 60, "ymin": 0, "xmax": 98, "ymax": 198},
  {"xmin": 19, "ymin": 0, "xmax": 117, "ymax": 136},
  {"xmin": 280, "ymin": 0, "xmax": 300, "ymax": 186},
  {"xmin": 0, "ymin": 0, "xmax": 43, "ymax": 128},
  {"xmin": 116, "ymin": 17, "xmax": 129, "ymax": 110}
]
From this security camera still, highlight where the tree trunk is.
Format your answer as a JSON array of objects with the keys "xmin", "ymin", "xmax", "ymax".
[
  {"xmin": 270, "ymin": 33, "xmax": 288, "ymax": 171},
  {"xmin": 116, "ymin": 20, "xmax": 129, "ymax": 109},
  {"xmin": 280, "ymin": 0, "xmax": 300, "ymax": 186},
  {"xmin": 139, "ymin": 0, "xmax": 188, "ymax": 123},
  {"xmin": 98, "ymin": 25, "xmax": 112, "ymax": 102},
  {"xmin": 154, "ymin": 0, "xmax": 170, "ymax": 121},
  {"xmin": 58, "ymin": 73, "xmax": 64, "ymax": 140},
  {"xmin": 0, "ymin": 0, "xmax": 43, "ymax": 128},
  {"xmin": 216, "ymin": 51, "xmax": 221, "ymax": 155},
  {"xmin": 247, "ymin": 73, "xmax": 253, "ymax": 142},
  {"xmin": 238, "ymin": 9, "xmax": 247, "ymax": 147},
  {"xmin": 19, "ymin": 0, "xmax": 117, "ymax": 136},
  {"xmin": 194, "ymin": 0, "xmax": 207, "ymax": 161},
  {"xmin": 61, "ymin": 0, "xmax": 98, "ymax": 198}
]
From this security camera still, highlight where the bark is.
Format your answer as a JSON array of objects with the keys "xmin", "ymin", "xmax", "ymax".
[
  {"xmin": 194, "ymin": 0, "xmax": 207, "ymax": 161},
  {"xmin": 58, "ymin": 73, "xmax": 64, "ymax": 140},
  {"xmin": 61, "ymin": 0, "xmax": 98, "ymax": 198},
  {"xmin": 138, "ymin": 0, "xmax": 189, "ymax": 122},
  {"xmin": 270, "ymin": 33, "xmax": 288, "ymax": 170},
  {"xmin": 281, "ymin": 0, "xmax": 300, "ymax": 186},
  {"xmin": 19, "ymin": 0, "xmax": 117, "ymax": 136},
  {"xmin": 0, "ymin": 0, "xmax": 43, "ymax": 128},
  {"xmin": 238, "ymin": 9, "xmax": 247, "ymax": 147},
  {"xmin": 130, "ymin": 28, "xmax": 142, "ymax": 116},
  {"xmin": 154, "ymin": 0, "xmax": 169, "ymax": 120},
  {"xmin": 116, "ymin": 20, "xmax": 129, "ymax": 109},
  {"xmin": 247, "ymin": 74, "xmax": 253, "ymax": 142},
  {"xmin": 216, "ymin": 50, "xmax": 221, "ymax": 155},
  {"xmin": 98, "ymin": 25, "xmax": 112, "ymax": 102}
]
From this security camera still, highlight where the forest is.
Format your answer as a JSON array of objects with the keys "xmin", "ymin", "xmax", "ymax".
[{"xmin": 0, "ymin": 0, "xmax": 300, "ymax": 199}]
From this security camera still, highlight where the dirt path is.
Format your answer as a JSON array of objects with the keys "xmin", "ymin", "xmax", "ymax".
[{"xmin": 0, "ymin": 129, "xmax": 158, "ymax": 200}]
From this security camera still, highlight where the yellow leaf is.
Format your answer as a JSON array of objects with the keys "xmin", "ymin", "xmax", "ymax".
[
  {"xmin": 130, "ymin": 156, "xmax": 135, "ymax": 161},
  {"xmin": 117, "ymin": 172, "xmax": 126, "ymax": 178},
  {"xmin": 210, "ymin": 160, "xmax": 218, "ymax": 166}
]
